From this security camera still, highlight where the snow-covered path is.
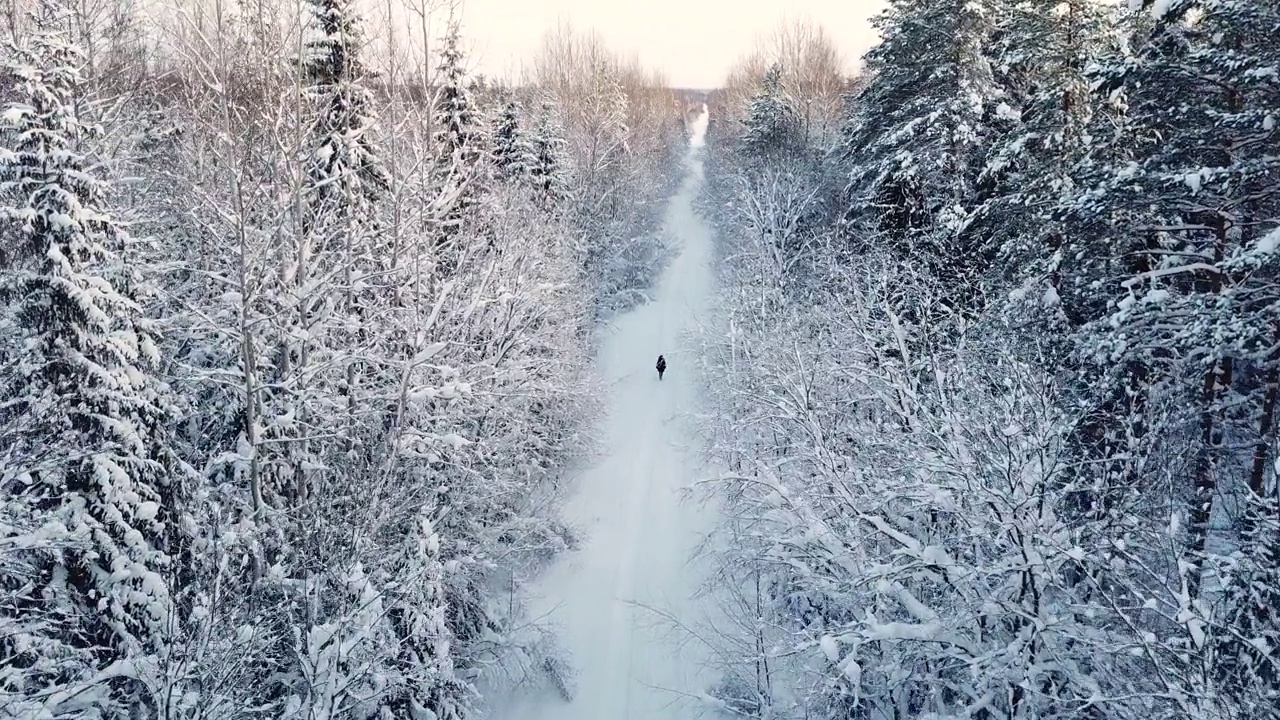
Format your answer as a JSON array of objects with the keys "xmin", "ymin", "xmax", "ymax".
[{"xmin": 489, "ymin": 111, "xmax": 719, "ymax": 720}]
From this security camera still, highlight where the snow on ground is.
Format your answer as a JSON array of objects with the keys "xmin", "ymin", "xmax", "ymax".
[{"xmin": 487, "ymin": 109, "xmax": 721, "ymax": 720}]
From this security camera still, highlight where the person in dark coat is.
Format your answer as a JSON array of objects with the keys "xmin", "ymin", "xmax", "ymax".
[{"xmin": 656, "ymin": 354, "xmax": 667, "ymax": 380}]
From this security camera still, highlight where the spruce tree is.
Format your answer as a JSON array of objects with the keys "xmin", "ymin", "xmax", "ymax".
[
  {"xmin": 300, "ymin": 0, "xmax": 387, "ymax": 440},
  {"xmin": 0, "ymin": 1, "xmax": 180, "ymax": 709},
  {"xmin": 302, "ymin": 0, "xmax": 386, "ymax": 242},
  {"xmin": 432, "ymin": 20, "xmax": 487, "ymax": 255},
  {"xmin": 976, "ymin": 0, "xmax": 1115, "ymax": 295},
  {"xmin": 1050, "ymin": 6, "xmax": 1280, "ymax": 710},
  {"xmin": 739, "ymin": 63, "xmax": 801, "ymax": 164},
  {"xmin": 841, "ymin": 0, "xmax": 1001, "ymax": 307},
  {"xmin": 528, "ymin": 101, "xmax": 571, "ymax": 210},
  {"xmin": 1064, "ymin": 0, "xmax": 1280, "ymax": 554},
  {"xmin": 491, "ymin": 97, "xmax": 535, "ymax": 184}
]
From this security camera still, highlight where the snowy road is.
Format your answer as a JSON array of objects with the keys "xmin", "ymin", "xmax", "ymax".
[{"xmin": 488, "ymin": 110, "xmax": 720, "ymax": 720}]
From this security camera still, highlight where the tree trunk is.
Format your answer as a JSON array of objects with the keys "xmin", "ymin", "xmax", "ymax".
[
  {"xmin": 1187, "ymin": 356, "xmax": 1233, "ymax": 600},
  {"xmin": 1187, "ymin": 216, "xmax": 1234, "ymax": 599},
  {"xmin": 1247, "ymin": 364, "xmax": 1278, "ymax": 500}
]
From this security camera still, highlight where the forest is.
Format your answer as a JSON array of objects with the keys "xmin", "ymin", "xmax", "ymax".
[
  {"xmin": 0, "ymin": 0, "xmax": 687, "ymax": 714},
  {"xmin": 1, "ymin": 0, "xmax": 1279, "ymax": 717},
  {"xmin": 701, "ymin": 1, "xmax": 1280, "ymax": 718}
]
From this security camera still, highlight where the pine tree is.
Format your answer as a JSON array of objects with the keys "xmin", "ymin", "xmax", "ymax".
[
  {"xmin": 302, "ymin": 0, "xmax": 386, "ymax": 241},
  {"xmin": 432, "ymin": 20, "xmax": 487, "ymax": 256},
  {"xmin": 976, "ymin": 0, "xmax": 1115, "ymax": 295},
  {"xmin": 1047, "ymin": 5, "xmax": 1280, "ymax": 711},
  {"xmin": 299, "ymin": 0, "xmax": 387, "ymax": 450},
  {"xmin": 491, "ymin": 96, "xmax": 535, "ymax": 184},
  {"xmin": 528, "ymin": 101, "xmax": 571, "ymax": 210},
  {"xmin": 739, "ymin": 63, "xmax": 801, "ymax": 164},
  {"xmin": 0, "ymin": 1, "xmax": 180, "ymax": 710},
  {"xmin": 1064, "ymin": 0, "xmax": 1280, "ymax": 574},
  {"xmin": 841, "ymin": 0, "xmax": 1002, "ymax": 308}
]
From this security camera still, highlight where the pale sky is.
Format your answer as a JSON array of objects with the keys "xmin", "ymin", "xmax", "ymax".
[{"xmin": 453, "ymin": 0, "xmax": 887, "ymax": 88}]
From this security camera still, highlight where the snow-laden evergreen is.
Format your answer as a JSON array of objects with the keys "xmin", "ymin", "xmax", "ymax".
[
  {"xmin": 491, "ymin": 97, "xmax": 535, "ymax": 184},
  {"xmin": 432, "ymin": 20, "xmax": 488, "ymax": 261},
  {"xmin": 841, "ymin": 0, "xmax": 1002, "ymax": 306},
  {"xmin": 975, "ymin": 0, "xmax": 1116, "ymax": 290},
  {"xmin": 527, "ymin": 100, "xmax": 573, "ymax": 209},
  {"xmin": 738, "ymin": 63, "xmax": 801, "ymax": 164},
  {"xmin": 302, "ymin": 0, "xmax": 386, "ymax": 222},
  {"xmin": 0, "ymin": 3, "xmax": 185, "ymax": 714}
]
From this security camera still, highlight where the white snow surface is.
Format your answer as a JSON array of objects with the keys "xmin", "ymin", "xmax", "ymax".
[
  {"xmin": 1256, "ymin": 224, "xmax": 1280, "ymax": 255},
  {"xmin": 488, "ymin": 110, "xmax": 721, "ymax": 720}
]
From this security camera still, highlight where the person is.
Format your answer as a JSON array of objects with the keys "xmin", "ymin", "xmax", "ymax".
[{"xmin": 656, "ymin": 354, "xmax": 667, "ymax": 380}]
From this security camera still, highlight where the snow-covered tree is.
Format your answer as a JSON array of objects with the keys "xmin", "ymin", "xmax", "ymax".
[
  {"xmin": 302, "ymin": 0, "xmax": 386, "ymax": 235},
  {"xmin": 974, "ymin": 0, "xmax": 1116, "ymax": 294},
  {"xmin": 575, "ymin": 56, "xmax": 630, "ymax": 219},
  {"xmin": 433, "ymin": 23, "xmax": 483, "ymax": 170},
  {"xmin": 296, "ymin": 0, "xmax": 389, "ymax": 466},
  {"xmin": 491, "ymin": 96, "xmax": 535, "ymax": 184},
  {"xmin": 739, "ymin": 63, "xmax": 801, "ymax": 164},
  {"xmin": 0, "ymin": 3, "xmax": 183, "ymax": 712},
  {"xmin": 432, "ymin": 19, "xmax": 488, "ymax": 260},
  {"xmin": 730, "ymin": 165, "xmax": 822, "ymax": 296},
  {"xmin": 527, "ymin": 100, "xmax": 571, "ymax": 209},
  {"xmin": 841, "ymin": 0, "xmax": 1002, "ymax": 306},
  {"xmin": 1216, "ymin": 492, "xmax": 1280, "ymax": 716},
  {"xmin": 1061, "ymin": 0, "xmax": 1280, "ymax": 599}
]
